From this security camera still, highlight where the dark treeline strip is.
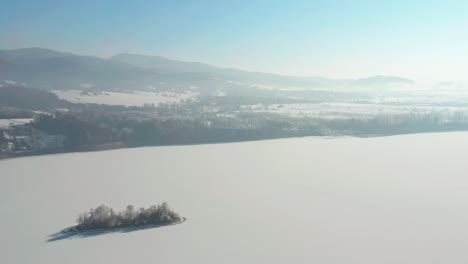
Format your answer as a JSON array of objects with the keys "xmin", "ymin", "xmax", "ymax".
[
  {"xmin": 28, "ymin": 108, "xmax": 468, "ymax": 150},
  {"xmin": 0, "ymin": 85, "xmax": 71, "ymax": 111},
  {"xmin": 0, "ymin": 106, "xmax": 35, "ymax": 118}
]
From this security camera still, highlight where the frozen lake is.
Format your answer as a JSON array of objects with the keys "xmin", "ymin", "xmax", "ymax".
[{"xmin": 1, "ymin": 133, "xmax": 468, "ymax": 263}]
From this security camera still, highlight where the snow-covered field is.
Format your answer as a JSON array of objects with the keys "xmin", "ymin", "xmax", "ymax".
[
  {"xmin": 240, "ymin": 102, "xmax": 468, "ymax": 118},
  {"xmin": 0, "ymin": 118, "xmax": 33, "ymax": 128},
  {"xmin": 2, "ymin": 133, "xmax": 468, "ymax": 263},
  {"xmin": 53, "ymin": 90, "xmax": 198, "ymax": 106},
  {"xmin": 237, "ymin": 88, "xmax": 468, "ymax": 118}
]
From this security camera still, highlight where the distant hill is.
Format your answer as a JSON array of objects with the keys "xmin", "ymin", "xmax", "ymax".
[
  {"xmin": 111, "ymin": 53, "xmax": 342, "ymax": 89},
  {"xmin": 0, "ymin": 58, "xmax": 13, "ymax": 70},
  {"xmin": 110, "ymin": 53, "xmax": 218, "ymax": 73},
  {"xmin": 353, "ymin": 75, "xmax": 414, "ymax": 87},
  {"xmin": 0, "ymin": 48, "xmax": 414, "ymax": 94},
  {"xmin": 0, "ymin": 48, "xmax": 171, "ymax": 91},
  {"xmin": 0, "ymin": 48, "xmax": 75, "ymax": 62}
]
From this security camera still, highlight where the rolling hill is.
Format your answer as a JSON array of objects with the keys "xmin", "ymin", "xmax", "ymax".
[{"xmin": 0, "ymin": 48, "xmax": 414, "ymax": 94}]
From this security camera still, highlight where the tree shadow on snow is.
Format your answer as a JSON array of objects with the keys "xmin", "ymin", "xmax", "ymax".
[{"xmin": 46, "ymin": 218, "xmax": 186, "ymax": 242}]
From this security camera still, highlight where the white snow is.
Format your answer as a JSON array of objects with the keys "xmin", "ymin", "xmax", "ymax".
[
  {"xmin": 240, "ymin": 102, "xmax": 468, "ymax": 119},
  {"xmin": 3, "ymin": 80, "xmax": 17, "ymax": 85},
  {"xmin": 0, "ymin": 118, "xmax": 33, "ymax": 128},
  {"xmin": 53, "ymin": 90, "xmax": 198, "ymax": 107},
  {"xmin": 2, "ymin": 133, "xmax": 468, "ymax": 263}
]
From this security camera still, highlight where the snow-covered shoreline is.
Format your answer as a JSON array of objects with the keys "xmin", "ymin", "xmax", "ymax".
[{"xmin": 48, "ymin": 217, "xmax": 187, "ymax": 242}]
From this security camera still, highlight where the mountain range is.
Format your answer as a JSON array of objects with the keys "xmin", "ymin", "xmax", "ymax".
[{"xmin": 0, "ymin": 48, "xmax": 414, "ymax": 94}]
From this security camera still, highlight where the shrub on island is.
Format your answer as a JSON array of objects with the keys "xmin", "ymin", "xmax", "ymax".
[{"xmin": 74, "ymin": 202, "xmax": 182, "ymax": 231}]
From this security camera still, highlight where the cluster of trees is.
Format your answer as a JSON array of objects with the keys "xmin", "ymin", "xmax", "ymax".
[
  {"xmin": 0, "ymin": 85, "xmax": 71, "ymax": 112},
  {"xmin": 0, "ymin": 106, "xmax": 34, "ymax": 119},
  {"xmin": 315, "ymin": 110, "xmax": 468, "ymax": 136},
  {"xmin": 75, "ymin": 203, "xmax": 182, "ymax": 230},
  {"xmin": 31, "ymin": 113, "xmax": 114, "ymax": 147}
]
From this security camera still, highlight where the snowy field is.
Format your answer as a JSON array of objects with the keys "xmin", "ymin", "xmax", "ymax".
[
  {"xmin": 53, "ymin": 90, "xmax": 197, "ymax": 106},
  {"xmin": 0, "ymin": 118, "xmax": 33, "ymax": 128},
  {"xmin": 240, "ymin": 102, "xmax": 468, "ymax": 118},
  {"xmin": 240, "ymin": 88, "xmax": 468, "ymax": 118},
  {"xmin": 2, "ymin": 133, "xmax": 468, "ymax": 263}
]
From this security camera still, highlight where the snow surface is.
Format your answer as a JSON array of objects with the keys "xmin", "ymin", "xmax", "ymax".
[
  {"xmin": 2, "ymin": 133, "xmax": 468, "ymax": 263},
  {"xmin": 53, "ymin": 90, "xmax": 197, "ymax": 106},
  {"xmin": 0, "ymin": 118, "xmax": 33, "ymax": 128},
  {"xmin": 240, "ymin": 102, "xmax": 468, "ymax": 119}
]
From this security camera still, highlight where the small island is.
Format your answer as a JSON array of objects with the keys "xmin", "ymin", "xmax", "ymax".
[{"xmin": 70, "ymin": 202, "xmax": 184, "ymax": 232}]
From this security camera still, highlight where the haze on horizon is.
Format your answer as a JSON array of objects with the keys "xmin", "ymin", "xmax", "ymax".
[{"xmin": 1, "ymin": 0, "xmax": 468, "ymax": 82}]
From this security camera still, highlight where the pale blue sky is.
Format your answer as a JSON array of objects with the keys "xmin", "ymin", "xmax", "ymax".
[{"xmin": 1, "ymin": 0, "xmax": 468, "ymax": 81}]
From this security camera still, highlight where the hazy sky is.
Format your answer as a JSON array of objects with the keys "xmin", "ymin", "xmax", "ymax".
[{"xmin": 1, "ymin": 0, "xmax": 468, "ymax": 81}]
